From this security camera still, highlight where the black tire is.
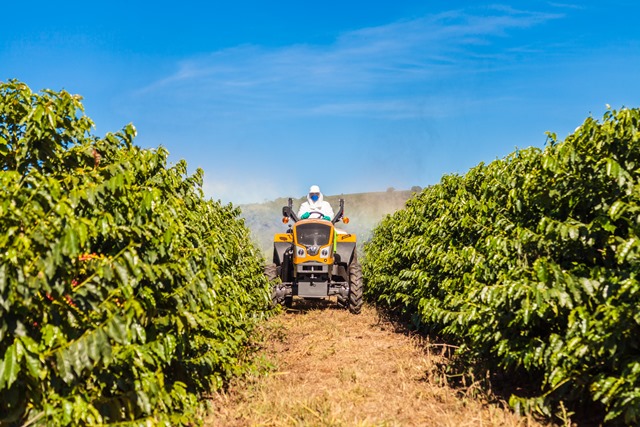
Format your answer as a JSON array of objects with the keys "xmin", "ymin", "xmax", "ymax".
[
  {"xmin": 337, "ymin": 293, "xmax": 347, "ymax": 309},
  {"xmin": 348, "ymin": 262, "xmax": 363, "ymax": 314},
  {"xmin": 264, "ymin": 263, "xmax": 278, "ymax": 282},
  {"xmin": 264, "ymin": 263, "xmax": 284, "ymax": 306}
]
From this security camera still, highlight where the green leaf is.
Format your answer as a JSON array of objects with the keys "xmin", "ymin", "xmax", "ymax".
[
  {"xmin": 609, "ymin": 200, "xmax": 628, "ymax": 221},
  {"xmin": 616, "ymin": 237, "xmax": 638, "ymax": 263},
  {"xmin": 0, "ymin": 264, "xmax": 6, "ymax": 293},
  {"xmin": 105, "ymin": 315, "xmax": 128, "ymax": 345},
  {"xmin": 606, "ymin": 157, "xmax": 621, "ymax": 178},
  {"xmin": 114, "ymin": 261, "xmax": 129, "ymax": 286},
  {"xmin": 19, "ymin": 336, "xmax": 41, "ymax": 380},
  {"xmin": 0, "ymin": 343, "xmax": 20, "ymax": 389},
  {"xmin": 56, "ymin": 349, "xmax": 75, "ymax": 384},
  {"xmin": 61, "ymin": 226, "xmax": 79, "ymax": 256}
]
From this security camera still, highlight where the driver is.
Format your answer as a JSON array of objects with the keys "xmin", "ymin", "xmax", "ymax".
[{"xmin": 298, "ymin": 185, "xmax": 334, "ymax": 221}]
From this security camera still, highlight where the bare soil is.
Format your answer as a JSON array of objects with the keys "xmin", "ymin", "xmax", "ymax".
[{"xmin": 205, "ymin": 300, "xmax": 547, "ymax": 427}]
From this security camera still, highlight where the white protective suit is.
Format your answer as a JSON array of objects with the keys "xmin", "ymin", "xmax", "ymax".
[{"xmin": 298, "ymin": 185, "xmax": 334, "ymax": 220}]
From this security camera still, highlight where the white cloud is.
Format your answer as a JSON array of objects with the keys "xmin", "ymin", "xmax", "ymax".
[{"xmin": 135, "ymin": 6, "xmax": 563, "ymax": 121}]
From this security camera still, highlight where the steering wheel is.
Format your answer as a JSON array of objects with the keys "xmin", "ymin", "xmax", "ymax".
[{"xmin": 306, "ymin": 211, "xmax": 325, "ymax": 219}]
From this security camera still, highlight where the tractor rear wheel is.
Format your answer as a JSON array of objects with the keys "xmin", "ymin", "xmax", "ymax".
[
  {"xmin": 264, "ymin": 263, "xmax": 284, "ymax": 306},
  {"xmin": 348, "ymin": 262, "xmax": 363, "ymax": 314}
]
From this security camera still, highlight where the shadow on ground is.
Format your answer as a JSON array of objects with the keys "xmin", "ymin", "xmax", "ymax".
[{"xmin": 282, "ymin": 296, "xmax": 347, "ymax": 314}]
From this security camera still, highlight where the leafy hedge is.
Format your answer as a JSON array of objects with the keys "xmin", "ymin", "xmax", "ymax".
[
  {"xmin": 363, "ymin": 108, "xmax": 640, "ymax": 424},
  {"xmin": 0, "ymin": 81, "xmax": 272, "ymax": 426}
]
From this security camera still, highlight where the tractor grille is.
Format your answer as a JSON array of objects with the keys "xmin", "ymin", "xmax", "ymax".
[{"xmin": 296, "ymin": 263, "xmax": 329, "ymax": 276}]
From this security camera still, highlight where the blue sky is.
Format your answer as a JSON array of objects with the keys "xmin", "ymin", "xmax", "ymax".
[{"xmin": 2, "ymin": 1, "xmax": 639, "ymax": 204}]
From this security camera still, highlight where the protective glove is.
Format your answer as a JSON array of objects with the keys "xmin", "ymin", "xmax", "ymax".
[
  {"xmin": 322, "ymin": 215, "xmax": 331, "ymax": 221},
  {"xmin": 301, "ymin": 212, "xmax": 310, "ymax": 219}
]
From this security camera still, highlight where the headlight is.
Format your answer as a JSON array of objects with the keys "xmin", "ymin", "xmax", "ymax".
[
  {"xmin": 296, "ymin": 245, "xmax": 306, "ymax": 258},
  {"xmin": 320, "ymin": 247, "xmax": 330, "ymax": 257}
]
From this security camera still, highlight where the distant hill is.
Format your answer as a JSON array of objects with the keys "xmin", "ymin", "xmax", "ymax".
[{"xmin": 239, "ymin": 188, "xmax": 420, "ymax": 259}]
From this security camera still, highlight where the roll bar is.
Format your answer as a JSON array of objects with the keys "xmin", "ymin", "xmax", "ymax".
[
  {"xmin": 282, "ymin": 198, "xmax": 299, "ymax": 222},
  {"xmin": 331, "ymin": 199, "xmax": 344, "ymax": 224}
]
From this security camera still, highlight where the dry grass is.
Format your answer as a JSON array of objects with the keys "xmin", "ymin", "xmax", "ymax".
[{"xmin": 205, "ymin": 300, "xmax": 548, "ymax": 427}]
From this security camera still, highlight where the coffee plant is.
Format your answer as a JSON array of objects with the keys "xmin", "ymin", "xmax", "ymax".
[
  {"xmin": 363, "ymin": 107, "xmax": 640, "ymax": 425},
  {"xmin": 0, "ymin": 80, "xmax": 272, "ymax": 426}
]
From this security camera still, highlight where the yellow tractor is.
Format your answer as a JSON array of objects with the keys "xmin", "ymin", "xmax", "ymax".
[{"xmin": 264, "ymin": 198, "xmax": 363, "ymax": 314}]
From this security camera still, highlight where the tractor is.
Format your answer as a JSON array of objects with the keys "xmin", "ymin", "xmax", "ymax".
[{"xmin": 264, "ymin": 198, "xmax": 363, "ymax": 314}]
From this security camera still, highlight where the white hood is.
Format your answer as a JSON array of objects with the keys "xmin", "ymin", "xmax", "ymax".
[{"xmin": 307, "ymin": 191, "xmax": 324, "ymax": 206}]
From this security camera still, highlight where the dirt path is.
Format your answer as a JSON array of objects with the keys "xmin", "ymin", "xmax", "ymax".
[{"xmin": 206, "ymin": 301, "xmax": 545, "ymax": 427}]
